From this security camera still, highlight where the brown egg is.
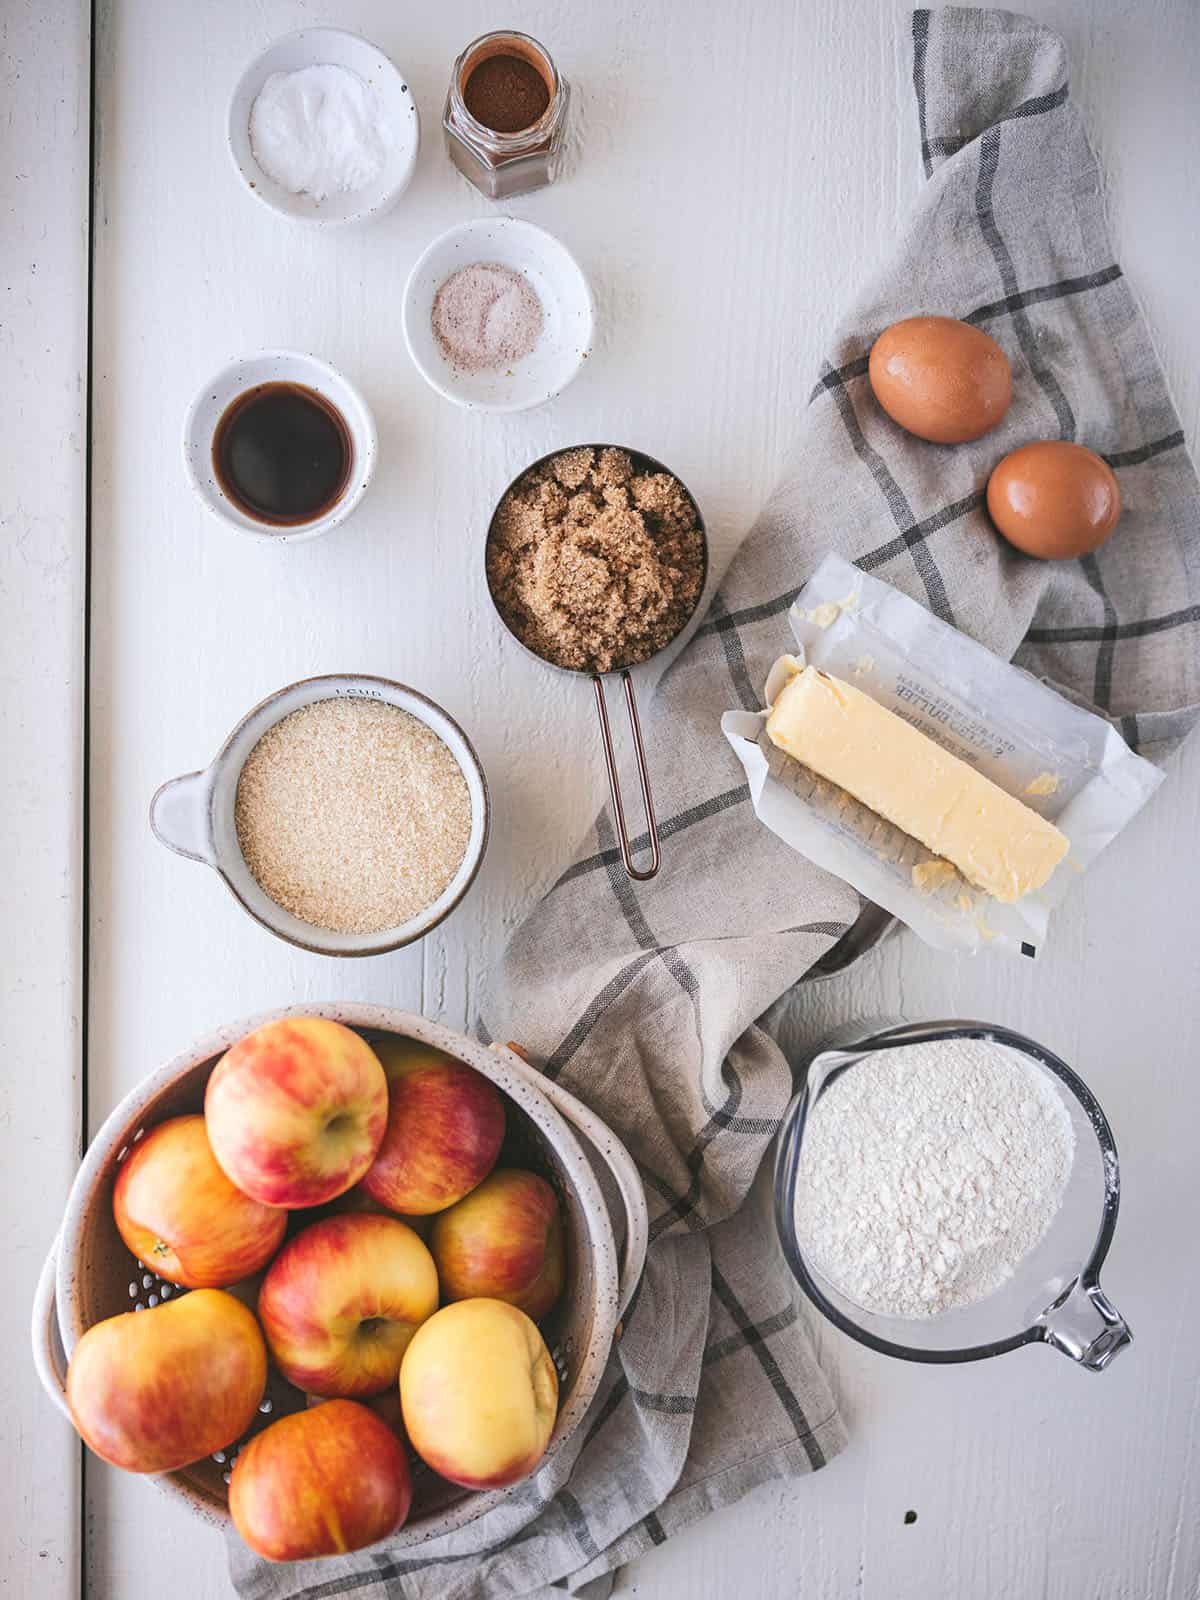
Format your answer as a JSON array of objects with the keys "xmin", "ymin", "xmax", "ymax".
[
  {"xmin": 987, "ymin": 440, "xmax": 1121, "ymax": 560},
  {"xmin": 868, "ymin": 316, "xmax": 1012, "ymax": 443}
]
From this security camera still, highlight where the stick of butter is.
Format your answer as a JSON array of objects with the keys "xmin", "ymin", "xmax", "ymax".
[{"xmin": 765, "ymin": 666, "xmax": 1068, "ymax": 903}]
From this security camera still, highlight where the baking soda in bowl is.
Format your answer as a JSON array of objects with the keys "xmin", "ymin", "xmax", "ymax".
[
  {"xmin": 793, "ymin": 1036, "xmax": 1075, "ymax": 1319},
  {"xmin": 249, "ymin": 63, "xmax": 392, "ymax": 201}
]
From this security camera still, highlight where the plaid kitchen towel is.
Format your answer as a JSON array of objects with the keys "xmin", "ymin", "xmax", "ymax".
[{"xmin": 233, "ymin": 9, "xmax": 1200, "ymax": 1597}]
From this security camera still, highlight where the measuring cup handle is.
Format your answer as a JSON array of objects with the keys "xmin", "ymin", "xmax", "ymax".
[
  {"xmin": 592, "ymin": 671, "xmax": 661, "ymax": 881},
  {"xmin": 1037, "ymin": 1276, "xmax": 1132, "ymax": 1371},
  {"xmin": 149, "ymin": 769, "xmax": 214, "ymax": 864}
]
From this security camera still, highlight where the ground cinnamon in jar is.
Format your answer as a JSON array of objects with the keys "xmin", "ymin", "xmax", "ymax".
[
  {"xmin": 444, "ymin": 31, "xmax": 569, "ymax": 199},
  {"xmin": 464, "ymin": 53, "xmax": 551, "ymax": 133}
]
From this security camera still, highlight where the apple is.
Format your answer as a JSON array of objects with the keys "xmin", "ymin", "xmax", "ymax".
[
  {"xmin": 230, "ymin": 1399, "xmax": 411, "ymax": 1561},
  {"xmin": 314, "ymin": 1181, "xmax": 433, "ymax": 1239},
  {"xmin": 430, "ymin": 1169, "xmax": 564, "ymax": 1321},
  {"xmin": 363, "ymin": 1386, "xmax": 409, "ymax": 1447},
  {"xmin": 371, "ymin": 1035, "xmax": 437, "ymax": 1082},
  {"xmin": 310, "ymin": 1385, "xmax": 409, "ymax": 1447},
  {"xmin": 399, "ymin": 1299, "xmax": 558, "ymax": 1489},
  {"xmin": 205, "ymin": 1018, "xmax": 387, "ymax": 1208},
  {"xmin": 112, "ymin": 1114, "xmax": 287, "ymax": 1287},
  {"xmin": 360, "ymin": 1039, "xmax": 505, "ymax": 1215},
  {"xmin": 257, "ymin": 1213, "xmax": 438, "ymax": 1397},
  {"xmin": 67, "ymin": 1289, "xmax": 267, "ymax": 1473}
]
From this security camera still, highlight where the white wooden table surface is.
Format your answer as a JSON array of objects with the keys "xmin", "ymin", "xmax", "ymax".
[{"xmin": 5, "ymin": 0, "xmax": 1199, "ymax": 1595}]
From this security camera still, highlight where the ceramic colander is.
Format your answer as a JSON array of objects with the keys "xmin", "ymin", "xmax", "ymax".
[{"xmin": 32, "ymin": 1003, "xmax": 648, "ymax": 1545}]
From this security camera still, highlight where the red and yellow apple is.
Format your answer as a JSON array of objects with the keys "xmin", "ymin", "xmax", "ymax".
[
  {"xmin": 370, "ymin": 1035, "xmax": 434, "ymax": 1082},
  {"xmin": 363, "ymin": 1385, "xmax": 409, "ymax": 1447},
  {"xmin": 360, "ymin": 1040, "xmax": 504, "ymax": 1215},
  {"xmin": 257, "ymin": 1213, "xmax": 438, "ymax": 1397},
  {"xmin": 315, "ymin": 1181, "xmax": 433, "ymax": 1239},
  {"xmin": 430, "ymin": 1169, "xmax": 564, "ymax": 1320},
  {"xmin": 230, "ymin": 1399, "xmax": 411, "ymax": 1561},
  {"xmin": 67, "ymin": 1289, "xmax": 267, "ymax": 1473},
  {"xmin": 112, "ymin": 1114, "xmax": 287, "ymax": 1287},
  {"xmin": 205, "ymin": 1018, "xmax": 387, "ymax": 1208},
  {"xmin": 312, "ymin": 1385, "xmax": 410, "ymax": 1447},
  {"xmin": 399, "ymin": 1299, "xmax": 558, "ymax": 1489}
]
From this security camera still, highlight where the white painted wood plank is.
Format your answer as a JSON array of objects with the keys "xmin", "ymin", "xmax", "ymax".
[
  {"xmin": 0, "ymin": 2, "xmax": 89, "ymax": 1595},
  {"xmin": 86, "ymin": 0, "xmax": 1200, "ymax": 1595}
]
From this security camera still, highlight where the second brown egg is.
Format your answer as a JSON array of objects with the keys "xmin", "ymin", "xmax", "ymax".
[
  {"xmin": 986, "ymin": 440, "xmax": 1121, "ymax": 560},
  {"xmin": 868, "ymin": 315, "xmax": 1013, "ymax": 444}
]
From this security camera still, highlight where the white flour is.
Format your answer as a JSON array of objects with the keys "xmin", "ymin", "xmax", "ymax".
[{"xmin": 793, "ymin": 1036, "xmax": 1075, "ymax": 1319}]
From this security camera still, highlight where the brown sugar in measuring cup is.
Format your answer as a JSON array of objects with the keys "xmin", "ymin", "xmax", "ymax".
[
  {"xmin": 444, "ymin": 31, "xmax": 570, "ymax": 200},
  {"xmin": 486, "ymin": 446, "xmax": 709, "ymax": 881}
]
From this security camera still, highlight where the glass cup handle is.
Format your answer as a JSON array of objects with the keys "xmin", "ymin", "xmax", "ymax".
[
  {"xmin": 591, "ymin": 671, "xmax": 661, "ymax": 882},
  {"xmin": 1037, "ymin": 1277, "xmax": 1132, "ymax": 1371}
]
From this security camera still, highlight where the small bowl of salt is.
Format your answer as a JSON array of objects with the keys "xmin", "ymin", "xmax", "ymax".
[
  {"xmin": 402, "ymin": 217, "xmax": 594, "ymax": 413},
  {"xmin": 228, "ymin": 27, "xmax": 420, "ymax": 226}
]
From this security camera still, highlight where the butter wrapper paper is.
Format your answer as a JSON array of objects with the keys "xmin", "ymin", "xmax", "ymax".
[{"xmin": 721, "ymin": 552, "xmax": 1163, "ymax": 955}]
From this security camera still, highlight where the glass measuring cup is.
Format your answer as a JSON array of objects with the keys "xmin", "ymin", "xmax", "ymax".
[
  {"xmin": 485, "ymin": 445, "xmax": 709, "ymax": 882},
  {"xmin": 774, "ymin": 1018, "xmax": 1130, "ymax": 1370}
]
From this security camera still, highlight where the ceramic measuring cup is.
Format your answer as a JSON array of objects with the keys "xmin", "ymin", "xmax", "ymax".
[
  {"xmin": 774, "ymin": 1018, "xmax": 1131, "ymax": 1371},
  {"xmin": 150, "ymin": 674, "xmax": 489, "ymax": 956},
  {"xmin": 485, "ymin": 445, "xmax": 709, "ymax": 882}
]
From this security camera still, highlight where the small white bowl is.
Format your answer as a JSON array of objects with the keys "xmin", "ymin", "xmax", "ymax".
[
  {"xmin": 402, "ymin": 218, "xmax": 594, "ymax": 413},
  {"xmin": 228, "ymin": 27, "xmax": 419, "ymax": 226},
  {"xmin": 183, "ymin": 351, "xmax": 377, "ymax": 543}
]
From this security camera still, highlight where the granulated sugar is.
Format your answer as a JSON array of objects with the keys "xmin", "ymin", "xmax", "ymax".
[
  {"xmin": 793, "ymin": 1036, "xmax": 1075, "ymax": 1319},
  {"xmin": 234, "ymin": 698, "xmax": 471, "ymax": 935}
]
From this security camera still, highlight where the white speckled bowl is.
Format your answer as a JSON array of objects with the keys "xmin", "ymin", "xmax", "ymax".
[
  {"xmin": 183, "ymin": 351, "xmax": 377, "ymax": 543},
  {"xmin": 32, "ymin": 1004, "xmax": 648, "ymax": 1548},
  {"xmin": 402, "ymin": 217, "xmax": 594, "ymax": 413},
  {"xmin": 228, "ymin": 27, "xmax": 420, "ymax": 226}
]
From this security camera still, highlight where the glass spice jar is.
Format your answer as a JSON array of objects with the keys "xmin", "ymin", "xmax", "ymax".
[{"xmin": 443, "ymin": 30, "xmax": 570, "ymax": 200}]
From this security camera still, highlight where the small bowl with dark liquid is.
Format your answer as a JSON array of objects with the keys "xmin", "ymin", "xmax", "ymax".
[{"xmin": 184, "ymin": 351, "xmax": 377, "ymax": 542}]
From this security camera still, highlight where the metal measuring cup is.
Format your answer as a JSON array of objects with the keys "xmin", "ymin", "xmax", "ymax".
[{"xmin": 486, "ymin": 445, "xmax": 709, "ymax": 881}]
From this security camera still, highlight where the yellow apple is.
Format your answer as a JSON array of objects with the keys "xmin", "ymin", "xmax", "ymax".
[{"xmin": 399, "ymin": 1299, "xmax": 558, "ymax": 1489}]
